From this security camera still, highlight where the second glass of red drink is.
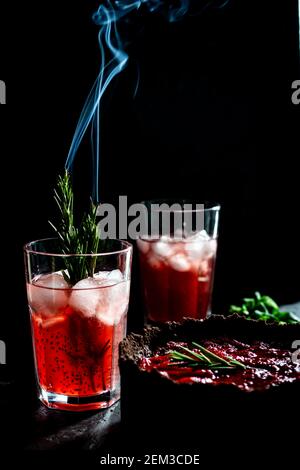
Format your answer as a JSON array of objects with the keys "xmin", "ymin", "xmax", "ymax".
[{"xmin": 137, "ymin": 202, "xmax": 220, "ymax": 323}]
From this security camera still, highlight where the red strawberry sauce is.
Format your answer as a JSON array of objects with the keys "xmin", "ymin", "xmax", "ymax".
[{"xmin": 139, "ymin": 338, "xmax": 300, "ymax": 391}]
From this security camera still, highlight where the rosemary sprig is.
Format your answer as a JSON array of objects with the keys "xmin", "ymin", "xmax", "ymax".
[
  {"xmin": 174, "ymin": 345, "xmax": 212, "ymax": 364},
  {"xmin": 192, "ymin": 342, "xmax": 232, "ymax": 367},
  {"xmin": 80, "ymin": 202, "xmax": 100, "ymax": 277},
  {"xmin": 168, "ymin": 343, "xmax": 246, "ymax": 370},
  {"xmin": 49, "ymin": 171, "xmax": 100, "ymax": 285}
]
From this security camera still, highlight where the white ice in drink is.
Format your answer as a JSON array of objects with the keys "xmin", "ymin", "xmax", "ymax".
[
  {"xmin": 152, "ymin": 239, "xmax": 175, "ymax": 259},
  {"xmin": 168, "ymin": 253, "xmax": 191, "ymax": 272},
  {"xmin": 27, "ymin": 272, "xmax": 70, "ymax": 316},
  {"xmin": 69, "ymin": 271, "xmax": 129, "ymax": 325},
  {"xmin": 138, "ymin": 230, "xmax": 217, "ymax": 274},
  {"xmin": 28, "ymin": 270, "xmax": 130, "ymax": 326},
  {"xmin": 136, "ymin": 239, "xmax": 150, "ymax": 254}
]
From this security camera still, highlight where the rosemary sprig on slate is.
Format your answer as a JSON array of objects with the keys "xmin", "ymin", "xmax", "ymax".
[{"xmin": 168, "ymin": 343, "xmax": 246, "ymax": 370}]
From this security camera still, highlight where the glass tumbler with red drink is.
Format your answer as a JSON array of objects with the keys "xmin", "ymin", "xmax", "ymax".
[
  {"xmin": 137, "ymin": 202, "xmax": 220, "ymax": 323},
  {"xmin": 24, "ymin": 238, "xmax": 132, "ymax": 411}
]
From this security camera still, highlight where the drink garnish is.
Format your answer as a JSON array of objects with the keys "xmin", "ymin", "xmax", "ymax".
[
  {"xmin": 49, "ymin": 171, "xmax": 100, "ymax": 285},
  {"xmin": 168, "ymin": 343, "xmax": 246, "ymax": 370}
]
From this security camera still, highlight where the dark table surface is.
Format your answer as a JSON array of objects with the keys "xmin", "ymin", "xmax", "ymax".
[
  {"xmin": 1, "ymin": 305, "xmax": 300, "ymax": 456},
  {"xmin": 0, "ymin": 380, "xmax": 121, "ymax": 454},
  {"xmin": 24, "ymin": 402, "xmax": 121, "ymax": 452}
]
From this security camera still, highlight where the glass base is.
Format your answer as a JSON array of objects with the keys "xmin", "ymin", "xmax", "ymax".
[{"xmin": 39, "ymin": 387, "xmax": 120, "ymax": 411}]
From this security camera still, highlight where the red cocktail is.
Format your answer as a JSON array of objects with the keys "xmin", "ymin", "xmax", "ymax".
[
  {"xmin": 137, "ymin": 202, "xmax": 220, "ymax": 322},
  {"xmin": 138, "ymin": 234, "xmax": 217, "ymax": 322},
  {"xmin": 25, "ymin": 239, "xmax": 132, "ymax": 411}
]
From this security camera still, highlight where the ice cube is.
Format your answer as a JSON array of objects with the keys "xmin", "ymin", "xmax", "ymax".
[
  {"xmin": 152, "ymin": 240, "xmax": 174, "ymax": 258},
  {"xmin": 96, "ymin": 280, "xmax": 130, "ymax": 325},
  {"xmin": 199, "ymin": 259, "xmax": 210, "ymax": 277},
  {"xmin": 69, "ymin": 275, "xmax": 130, "ymax": 325},
  {"xmin": 106, "ymin": 269, "xmax": 124, "ymax": 284},
  {"xmin": 184, "ymin": 240, "xmax": 206, "ymax": 260},
  {"xmin": 185, "ymin": 238, "xmax": 217, "ymax": 260},
  {"xmin": 94, "ymin": 269, "xmax": 124, "ymax": 286},
  {"xmin": 69, "ymin": 277, "xmax": 101, "ymax": 318},
  {"xmin": 201, "ymin": 239, "xmax": 217, "ymax": 258},
  {"xmin": 188, "ymin": 229, "xmax": 210, "ymax": 241},
  {"xmin": 27, "ymin": 273, "xmax": 70, "ymax": 317},
  {"xmin": 168, "ymin": 253, "xmax": 191, "ymax": 272},
  {"xmin": 147, "ymin": 254, "xmax": 163, "ymax": 270},
  {"xmin": 137, "ymin": 239, "xmax": 150, "ymax": 254},
  {"xmin": 93, "ymin": 271, "xmax": 110, "ymax": 281}
]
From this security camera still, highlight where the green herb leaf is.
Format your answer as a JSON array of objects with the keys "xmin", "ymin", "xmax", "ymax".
[
  {"xmin": 176, "ymin": 344, "xmax": 212, "ymax": 364},
  {"xmin": 168, "ymin": 343, "xmax": 246, "ymax": 370},
  {"xmin": 229, "ymin": 292, "xmax": 299, "ymax": 324},
  {"xmin": 49, "ymin": 171, "xmax": 100, "ymax": 285},
  {"xmin": 192, "ymin": 342, "xmax": 233, "ymax": 367}
]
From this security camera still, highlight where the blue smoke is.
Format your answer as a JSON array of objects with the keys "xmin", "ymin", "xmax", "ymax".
[{"xmin": 65, "ymin": 1, "xmax": 223, "ymax": 202}]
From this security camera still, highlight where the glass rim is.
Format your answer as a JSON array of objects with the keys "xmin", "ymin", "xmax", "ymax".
[
  {"xmin": 141, "ymin": 200, "xmax": 221, "ymax": 213},
  {"xmin": 24, "ymin": 237, "xmax": 133, "ymax": 258},
  {"xmin": 138, "ymin": 234, "xmax": 219, "ymax": 242}
]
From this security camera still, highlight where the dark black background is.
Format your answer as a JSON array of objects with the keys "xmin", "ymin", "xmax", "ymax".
[{"xmin": 0, "ymin": 0, "xmax": 299, "ymax": 399}]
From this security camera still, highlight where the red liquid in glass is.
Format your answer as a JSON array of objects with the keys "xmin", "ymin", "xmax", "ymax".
[
  {"xmin": 28, "ymin": 277, "xmax": 128, "ymax": 410},
  {"xmin": 138, "ymin": 238, "xmax": 217, "ymax": 322},
  {"xmin": 32, "ymin": 309, "xmax": 125, "ymax": 394}
]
